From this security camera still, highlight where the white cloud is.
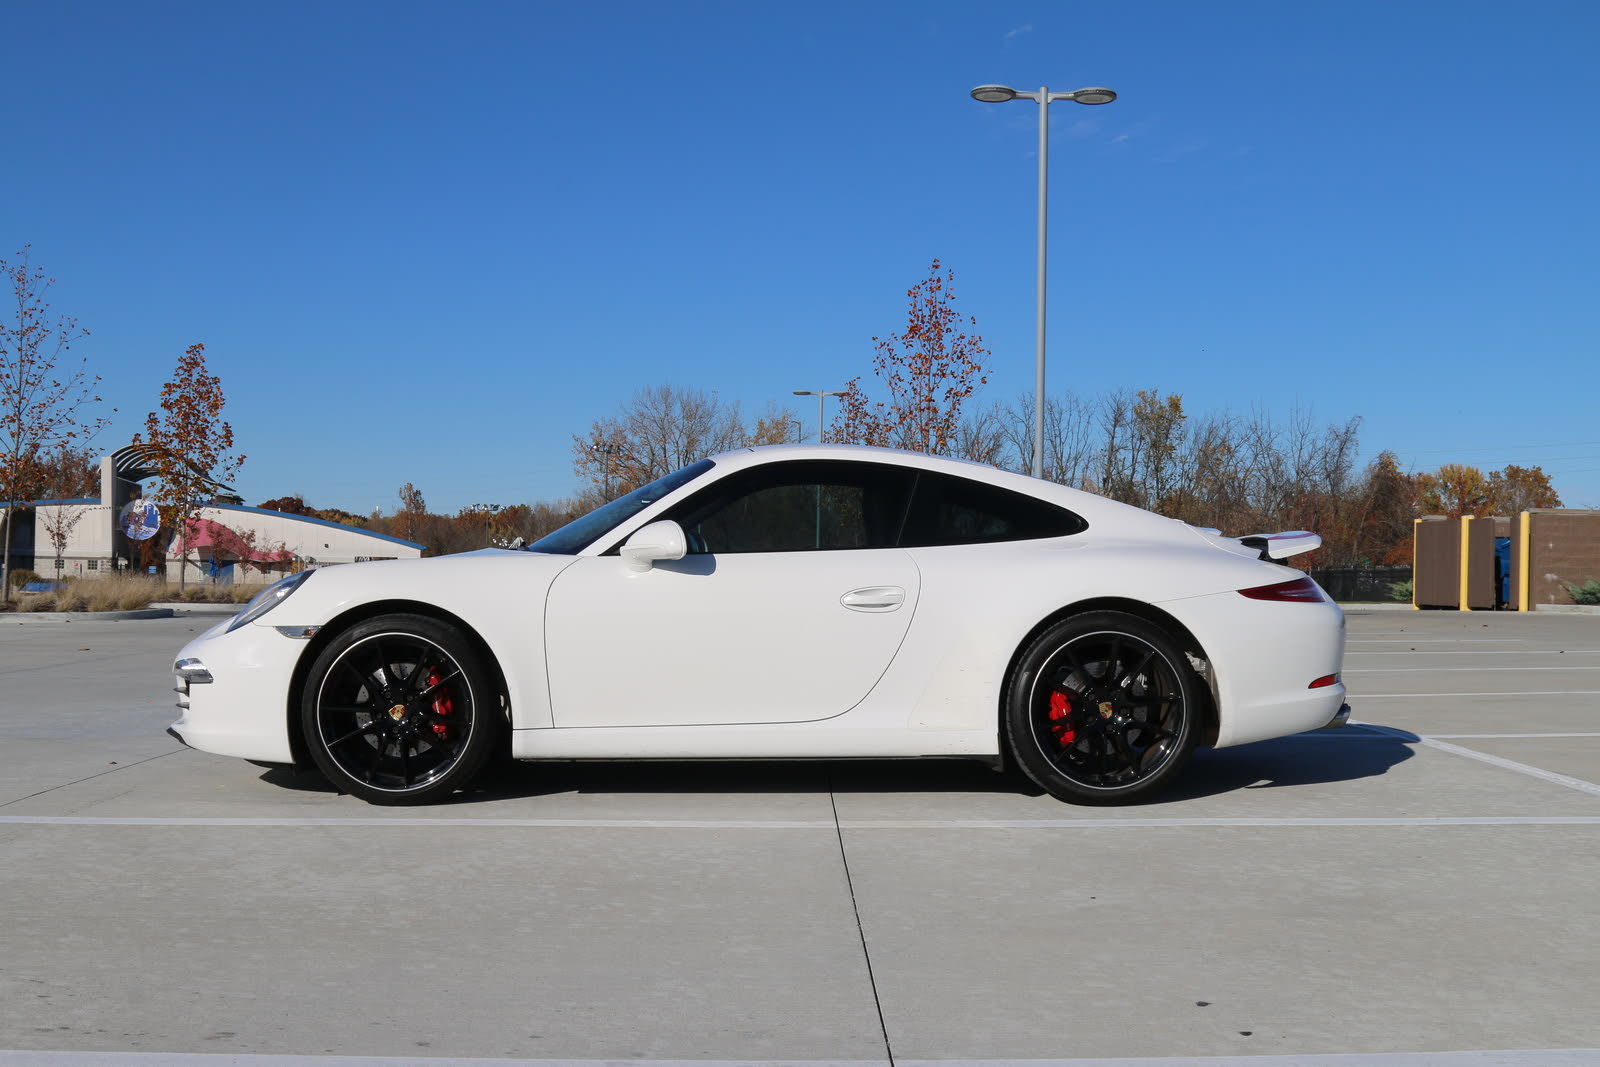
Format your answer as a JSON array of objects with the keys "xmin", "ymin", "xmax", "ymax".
[{"xmin": 1004, "ymin": 23, "xmax": 1032, "ymax": 39}]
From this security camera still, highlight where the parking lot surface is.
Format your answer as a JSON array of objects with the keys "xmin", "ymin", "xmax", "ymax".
[{"xmin": 3, "ymin": 609, "xmax": 1599, "ymax": 1066}]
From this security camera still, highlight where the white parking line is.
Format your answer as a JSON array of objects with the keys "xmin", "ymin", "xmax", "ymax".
[
  {"xmin": 5, "ymin": 1048, "xmax": 1600, "ymax": 1066},
  {"xmin": 1346, "ymin": 650, "xmax": 1600, "ymax": 656},
  {"xmin": 3, "ymin": 815, "xmax": 1600, "ymax": 829},
  {"xmin": 1355, "ymin": 724, "xmax": 1600, "ymax": 797},
  {"xmin": 1346, "ymin": 666, "xmax": 1600, "ymax": 672},
  {"xmin": 1347, "ymin": 638, "xmax": 1536, "ymax": 643},
  {"xmin": 906, "ymin": 1056, "xmax": 1600, "ymax": 1067},
  {"xmin": 1428, "ymin": 732, "xmax": 1600, "ymax": 738},
  {"xmin": 1353, "ymin": 690, "xmax": 1600, "ymax": 697}
]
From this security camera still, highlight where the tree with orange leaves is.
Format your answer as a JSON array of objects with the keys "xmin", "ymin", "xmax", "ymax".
[
  {"xmin": 833, "ymin": 259, "xmax": 990, "ymax": 454},
  {"xmin": 1488, "ymin": 464, "xmax": 1561, "ymax": 514},
  {"xmin": 134, "ymin": 343, "xmax": 245, "ymax": 591},
  {"xmin": 1416, "ymin": 463, "xmax": 1493, "ymax": 518}
]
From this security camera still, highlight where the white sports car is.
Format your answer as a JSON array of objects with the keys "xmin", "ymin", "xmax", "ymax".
[{"xmin": 170, "ymin": 444, "xmax": 1348, "ymax": 806}]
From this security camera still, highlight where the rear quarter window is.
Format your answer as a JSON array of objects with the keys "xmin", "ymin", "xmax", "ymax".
[{"xmin": 899, "ymin": 470, "xmax": 1087, "ymax": 547}]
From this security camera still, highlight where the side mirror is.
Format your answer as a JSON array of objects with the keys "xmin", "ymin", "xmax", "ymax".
[{"xmin": 620, "ymin": 519, "xmax": 688, "ymax": 573}]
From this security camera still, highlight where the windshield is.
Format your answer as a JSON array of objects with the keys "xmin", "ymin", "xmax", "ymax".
[{"xmin": 524, "ymin": 459, "xmax": 715, "ymax": 555}]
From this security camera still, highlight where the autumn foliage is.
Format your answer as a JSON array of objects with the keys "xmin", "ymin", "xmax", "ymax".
[
  {"xmin": 1416, "ymin": 462, "xmax": 1562, "ymax": 518},
  {"xmin": 832, "ymin": 259, "xmax": 990, "ymax": 453},
  {"xmin": 134, "ymin": 342, "xmax": 245, "ymax": 591}
]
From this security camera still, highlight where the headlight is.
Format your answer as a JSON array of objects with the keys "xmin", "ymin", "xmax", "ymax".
[{"xmin": 226, "ymin": 570, "xmax": 315, "ymax": 632}]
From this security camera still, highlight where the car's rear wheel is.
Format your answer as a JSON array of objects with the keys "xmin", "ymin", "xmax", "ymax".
[
  {"xmin": 1005, "ymin": 611, "xmax": 1200, "ymax": 805},
  {"xmin": 301, "ymin": 614, "xmax": 501, "ymax": 805}
]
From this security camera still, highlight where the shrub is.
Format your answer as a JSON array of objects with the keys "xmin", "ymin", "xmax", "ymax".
[
  {"xmin": 8, "ymin": 569, "xmax": 43, "ymax": 590},
  {"xmin": 1389, "ymin": 579, "xmax": 1413, "ymax": 603},
  {"xmin": 1563, "ymin": 579, "xmax": 1600, "ymax": 606},
  {"xmin": 64, "ymin": 574, "xmax": 155, "ymax": 612}
]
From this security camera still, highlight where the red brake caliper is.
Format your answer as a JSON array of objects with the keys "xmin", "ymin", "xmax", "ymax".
[
  {"xmin": 1048, "ymin": 690, "xmax": 1077, "ymax": 746},
  {"xmin": 428, "ymin": 669, "xmax": 454, "ymax": 738}
]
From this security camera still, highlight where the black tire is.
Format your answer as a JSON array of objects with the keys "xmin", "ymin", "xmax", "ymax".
[
  {"xmin": 300, "ymin": 614, "xmax": 502, "ymax": 805},
  {"xmin": 1004, "ymin": 611, "xmax": 1200, "ymax": 805}
]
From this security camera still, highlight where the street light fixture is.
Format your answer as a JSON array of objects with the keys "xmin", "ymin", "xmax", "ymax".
[
  {"xmin": 970, "ymin": 82, "xmax": 1117, "ymax": 479},
  {"xmin": 792, "ymin": 389, "xmax": 846, "ymax": 444},
  {"xmin": 470, "ymin": 502, "xmax": 504, "ymax": 547},
  {"xmin": 591, "ymin": 442, "xmax": 618, "ymax": 498}
]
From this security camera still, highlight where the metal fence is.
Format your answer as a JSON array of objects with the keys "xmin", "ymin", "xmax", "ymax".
[{"xmin": 1307, "ymin": 565, "xmax": 1412, "ymax": 603}]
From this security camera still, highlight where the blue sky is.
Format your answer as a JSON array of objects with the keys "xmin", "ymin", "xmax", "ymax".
[{"xmin": 5, "ymin": 1, "xmax": 1598, "ymax": 514}]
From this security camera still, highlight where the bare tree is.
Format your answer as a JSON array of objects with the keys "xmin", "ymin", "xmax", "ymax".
[
  {"xmin": 572, "ymin": 385, "xmax": 796, "ymax": 497},
  {"xmin": 951, "ymin": 404, "xmax": 1007, "ymax": 466},
  {"xmin": 0, "ymin": 250, "xmax": 110, "ymax": 600},
  {"xmin": 1094, "ymin": 389, "xmax": 1136, "ymax": 503},
  {"xmin": 39, "ymin": 502, "xmax": 89, "ymax": 579},
  {"xmin": 395, "ymin": 483, "xmax": 428, "ymax": 544},
  {"xmin": 991, "ymin": 392, "xmax": 1097, "ymax": 487}
]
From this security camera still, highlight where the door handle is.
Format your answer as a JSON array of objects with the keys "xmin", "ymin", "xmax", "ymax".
[{"xmin": 840, "ymin": 586, "xmax": 906, "ymax": 612}]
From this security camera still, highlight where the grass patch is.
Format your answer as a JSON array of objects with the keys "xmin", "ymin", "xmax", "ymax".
[{"xmin": 1, "ymin": 575, "xmax": 259, "ymax": 613}]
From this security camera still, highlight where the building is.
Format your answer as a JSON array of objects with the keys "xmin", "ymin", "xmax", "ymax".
[{"xmin": 3, "ymin": 445, "xmax": 422, "ymax": 586}]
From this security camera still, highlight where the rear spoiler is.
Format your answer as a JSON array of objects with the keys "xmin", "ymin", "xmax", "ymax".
[{"xmin": 1238, "ymin": 530, "xmax": 1321, "ymax": 561}]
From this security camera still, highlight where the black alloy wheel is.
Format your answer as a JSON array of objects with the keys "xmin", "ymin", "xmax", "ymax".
[
  {"xmin": 301, "ymin": 614, "xmax": 502, "ymax": 805},
  {"xmin": 1005, "ymin": 611, "xmax": 1200, "ymax": 804}
]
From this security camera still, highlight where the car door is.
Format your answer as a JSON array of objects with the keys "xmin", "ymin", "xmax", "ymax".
[{"xmin": 544, "ymin": 460, "xmax": 921, "ymax": 728}]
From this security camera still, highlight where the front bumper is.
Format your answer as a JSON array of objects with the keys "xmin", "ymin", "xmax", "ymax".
[{"xmin": 167, "ymin": 621, "xmax": 306, "ymax": 764}]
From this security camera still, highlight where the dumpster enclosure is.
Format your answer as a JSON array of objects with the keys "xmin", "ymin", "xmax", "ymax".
[{"xmin": 1414, "ymin": 510, "xmax": 1600, "ymax": 610}]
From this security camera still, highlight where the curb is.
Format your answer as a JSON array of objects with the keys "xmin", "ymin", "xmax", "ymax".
[
  {"xmin": 1, "ymin": 608, "xmax": 176, "ymax": 624},
  {"xmin": 1337, "ymin": 602, "xmax": 1415, "ymax": 612},
  {"xmin": 1534, "ymin": 603, "xmax": 1600, "ymax": 615},
  {"xmin": 149, "ymin": 602, "xmax": 245, "ymax": 615}
]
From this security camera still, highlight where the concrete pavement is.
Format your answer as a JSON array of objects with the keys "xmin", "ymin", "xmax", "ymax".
[{"xmin": 2, "ymin": 612, "xmax": 1598, "ymax": 1064}]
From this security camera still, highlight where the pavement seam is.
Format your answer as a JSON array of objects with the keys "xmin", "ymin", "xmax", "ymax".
[
  {"xmin": 828, "ymin": 777, "xmax": 895, "ymax": 1067},
  {"xmin": 0, "ymin": 748, "xmax": 181, "ymax": 810}
]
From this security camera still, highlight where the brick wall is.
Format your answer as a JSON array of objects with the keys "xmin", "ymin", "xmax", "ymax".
[{"xmin": 1526, "ymin": 510, "xmax": 1600, "ymax": 606}]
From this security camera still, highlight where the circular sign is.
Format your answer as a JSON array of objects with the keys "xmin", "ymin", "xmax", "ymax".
[{"xmin": 120, "ymin": 498, "xmax": 161, "ymax": 541}]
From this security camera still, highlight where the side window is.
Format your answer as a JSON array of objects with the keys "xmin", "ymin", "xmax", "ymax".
[
  {"xmin": 666, "ymin": 461, "xmax": 915, "ymax": 554},
  {"xmin": 899, "ymin": 470, "xmax": 1086, "ymax": 547}
]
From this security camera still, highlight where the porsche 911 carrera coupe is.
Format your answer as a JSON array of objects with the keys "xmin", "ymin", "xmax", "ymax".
[{"xmin": 170, "ymin": 444, "xmax": 1348, "ymax": 805}]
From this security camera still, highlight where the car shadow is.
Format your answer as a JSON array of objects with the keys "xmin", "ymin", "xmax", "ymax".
[
  {"xmin": 464, "ymin": 757, "xmax": 1034, "ymax": 801},
  {"xmin": 258, "ymin": 756, "xmax": 1031, "ymax": 801},
  {"xmin": 1149, "ymin": 724, "xmax": 1419, "ymax": 804},
  {"xmin": 258, "ymin": 725, "xmax": 1422, "ymax": 805}
]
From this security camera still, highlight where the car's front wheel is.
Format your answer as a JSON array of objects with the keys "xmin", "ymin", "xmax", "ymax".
[
  {"xmin": 301, "ymin": 614, "xmax": 502, "ymax": 805},
  {"xmin": 1005, "ymin": 611, "xmax": 1200, "ymax": 805}
]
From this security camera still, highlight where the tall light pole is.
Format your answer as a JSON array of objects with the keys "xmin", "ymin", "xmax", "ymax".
[
  {"xmin": 470, "ymin": 502, "xmax": 503, "ymax": 547},
  {"xmin": 970, "ymin": 83, "xmax": 1116, "ymax": 479},
  {"xmin": 792, "ymin": 389, "xmax": 845, "ymax": 444},
  {"xmin": 591, "ymin": 442, "xmax": 618, "ymax": 498}
]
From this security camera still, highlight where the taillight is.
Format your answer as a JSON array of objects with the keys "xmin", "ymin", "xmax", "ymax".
[
  {"xmin": 1238, "ymin": 576, "xmax": 1325, "ymax": 602},
  {"xmin": 1309, "ymin": 673, "xmax": 1340, "ymax": 689}
]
